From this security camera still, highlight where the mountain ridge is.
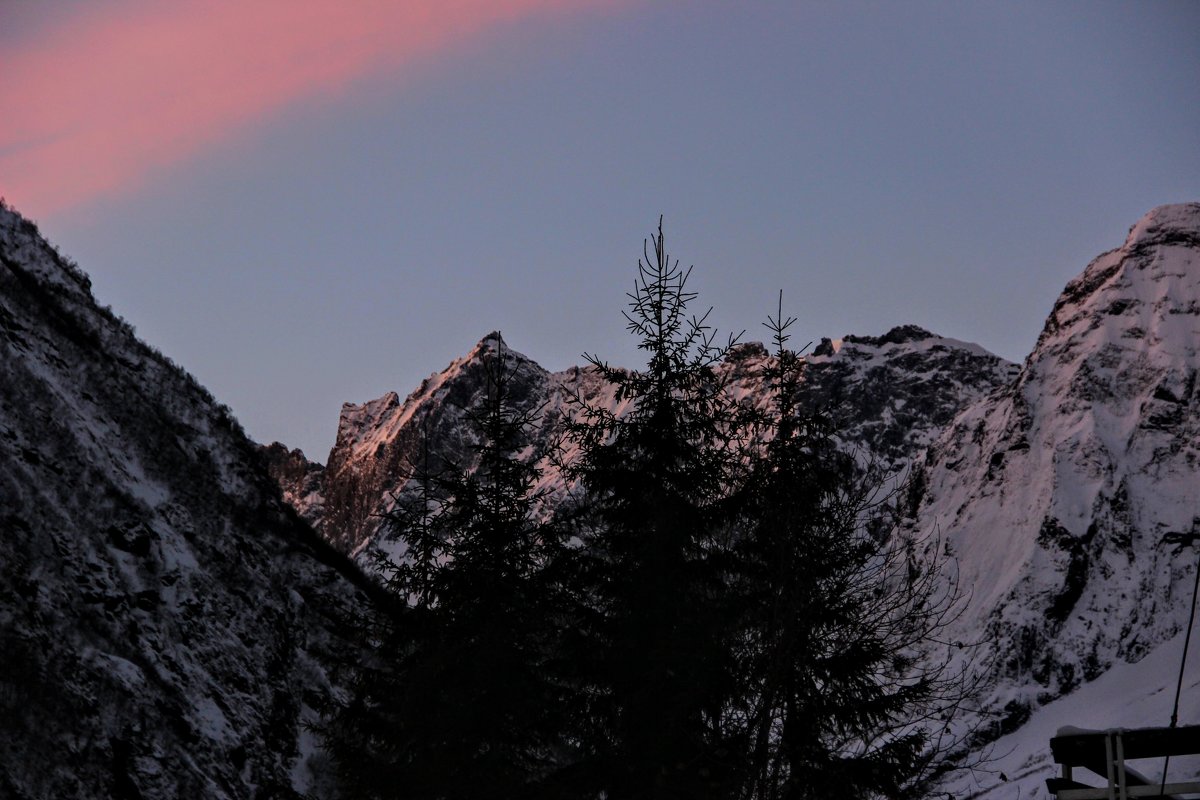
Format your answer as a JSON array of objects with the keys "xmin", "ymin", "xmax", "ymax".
[
  {"xmin": 265, "ymin": 202, "xmax": 1200, "ymax": 797},
  {"xmin": 0, "ymin": 202, "xmax": 370, "ymax": 799},
  {"xmin": 5, "ymin": 195, "xmax": 1199, "ymax": 798},
  {"xmin": 270, "ymin": 323, "xmax": 1018, "ymax": 559}
]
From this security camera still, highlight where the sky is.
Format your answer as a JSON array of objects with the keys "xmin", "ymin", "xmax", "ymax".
[{"xmin": 3, "ymin": 0, "xmax": 1198, "ymax": 460}]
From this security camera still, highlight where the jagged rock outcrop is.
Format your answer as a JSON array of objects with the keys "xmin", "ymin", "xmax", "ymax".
[
  {"xmin": 261, "ymin": 442, "xmax": 326, "ymax": 533},
  {"xmin": 275, "ymin": 326, "xmax": 1015, "ymax": 559},
  {"xmin": 314, "ymin": 332, "xmax": 565, "ymax": 553},
  {"xmin": 805, "ymin": 325, "xmax": 1021, "ymax": 471},
  {"xmin": 0, "ymin": 203, "xmax": 370, "ymax": 799}
]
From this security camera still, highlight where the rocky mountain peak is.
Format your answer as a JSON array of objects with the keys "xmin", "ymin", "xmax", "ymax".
[
  {"xmin": 1124, "ymin": 201, "xmax": 1200, "ymax": 249},
  {"xmin": 910, "ymin": 204, "xmax": 1200, "ymax": 788},
  {"xmin": 259, "ymin": 442, "xmax": 326, "ymax": 531},
  {"xmin": 1038, "ymin": 202, "xmax": 1200, "ymax": 358},
  {"xmin": 477, "ymin": 330, "xmax": 505, "ymax": 349},
  {"xmin": 726, "ymin": 340, "xmax": 769, "ymax": 362},
  {"xmin": 843, "ymin": 323, "xmax": 936, "ymax": 347},
  {"xmin": 316, "ymin": 334, "xmax": 554, "ymax": 552}
]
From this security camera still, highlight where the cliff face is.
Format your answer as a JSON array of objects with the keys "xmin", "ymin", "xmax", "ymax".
[
  {"xmin": 260, "ymin": 442, "xmax": 327, "ymax": 534},
  {"xmin": 272, "ymin": 329, "xmax": 1016, "ymax": 560},
  {"xmin": 804, "ymin": 324, "xmax": 1021, "ymax": 471},
  {"xmin": 919, "ymin": 203, "xmax": 1200, "ymax": 796},
  {"xmin": 0, "ymin": 204, "xmax": 368, "ymax": 799}
]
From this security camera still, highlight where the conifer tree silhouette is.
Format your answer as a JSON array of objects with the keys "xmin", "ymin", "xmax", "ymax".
[
  {"xmin": 559, "ymin": 218, "xmax": 749, "ymax": 799},
  {"xmin": 329, "ymin": 337, "xmax": 568, "ymax": 800}
]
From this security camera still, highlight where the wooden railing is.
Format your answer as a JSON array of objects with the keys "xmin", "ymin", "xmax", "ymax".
[{"xmin": 1047, "ymin": 725, "xmax": 1200, "ymax": 799}]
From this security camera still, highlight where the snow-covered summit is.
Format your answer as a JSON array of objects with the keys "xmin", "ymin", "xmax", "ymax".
[
  {"xmin": 1123, "ymin": 201, "xmax": 1200, "ymax": 249},
  {"xmin": 1037, "ymin": 201, "xmax": 1200, "ymax": 357},
  {"xmin": 915, "ymin": 202, "xmax": 1200, "ymax": 796}
]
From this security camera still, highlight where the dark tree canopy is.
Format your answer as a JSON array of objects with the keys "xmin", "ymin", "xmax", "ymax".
[
  {"xmin": 324, "ymin": 221, "xmax": 975, "ymax": 800},
  {"xmin": 325, "ymin": 340, "xmax": 570, "ymax": 800},
  {"xmin": 557, "ymin": 217, "xmax": 752, "ymax": 798},
  {"xmin": 730, "ymin": 296, "xmax": 970, "ymax": 799}
]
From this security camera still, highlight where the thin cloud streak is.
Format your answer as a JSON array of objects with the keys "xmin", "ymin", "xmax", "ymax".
[{"xmin": 0, "ymin": 0, "xmax": 612, "ymax": 217}]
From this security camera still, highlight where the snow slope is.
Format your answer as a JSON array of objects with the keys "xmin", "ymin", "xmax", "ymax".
[
  {"xmin": 945, "ymin": 625, "xmax": 1200, "ymax": 798},
  {"xmin": 913, "ymin": 202, "xmax": 1200, "ymax": 795}
]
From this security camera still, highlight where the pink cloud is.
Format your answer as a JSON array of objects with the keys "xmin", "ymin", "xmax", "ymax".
[{"xmin": 0, "ymin": 0, "xmax": 617, "ymax": 217}]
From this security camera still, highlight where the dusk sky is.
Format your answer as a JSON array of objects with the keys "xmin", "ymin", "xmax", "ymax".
[{"xmin": 3, "ymin": 0, "xmax": 1198, "ymax": 460}]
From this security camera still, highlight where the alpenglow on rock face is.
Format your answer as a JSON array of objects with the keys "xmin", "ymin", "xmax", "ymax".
[
  {"xmin": 0, "ymin": 204, "xmax": 369, "ymax": 799},
  {"xmin": 918, "ymin": 203, "xmax": 1200, "ymax": 796},
  {"xmin": 12, "ymin": 191, "xmax": 1190, "ymax": 799},
  {"xmin": 263, "ymin": 203, "xmax": 1200, "ymax": 798},
  {"xmin": 270, "ymin": 327, "xmax": 1017, "ymax": 559}
]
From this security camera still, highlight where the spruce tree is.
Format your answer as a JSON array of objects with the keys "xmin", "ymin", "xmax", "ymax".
[
  {"xmin": 328, "ymin": 336, "xmax": 568, "ymax": 800},
  {"xmin": 559, "ymin": 218, "xmax": 750, "ymax": 799},
  {"xmin": 322, "ymin": 226, "xmax": 975, "ymax": 800},
  {"xmin": 731, "ymin": 297, "xmax": 968, "ymax": 799}
]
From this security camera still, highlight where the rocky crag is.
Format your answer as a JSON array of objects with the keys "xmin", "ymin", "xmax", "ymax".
[
  {"xmin": 0, "ymin": 203, "xmax": 370, "ymax": 799},
  {"xmin": 920, "ymin": 203, "xmax": 1200, "ymax": 796},
  {"xmin": 272, "ymin": 328, "xmax": 1017, "ymax": 559}
]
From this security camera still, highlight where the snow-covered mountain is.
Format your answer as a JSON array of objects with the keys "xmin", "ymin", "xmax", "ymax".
[
  {"xmin": 272, "ymin": 328, "xmax": 1016, "ymax": 559},
  {"xmin": 7, "ymin": 189, "xmax": 1196, "ymax": 799},
  {"xmin": 921, "ymin": 202, "xmax": 1200, "ymax": 796},
  {"xmin": 0, "ymin": 203, "xmax": 371, "ymax": 798},
  {"xmin": 264, "ymin": 202, "xmax": 1200, "ymax": 796}
]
